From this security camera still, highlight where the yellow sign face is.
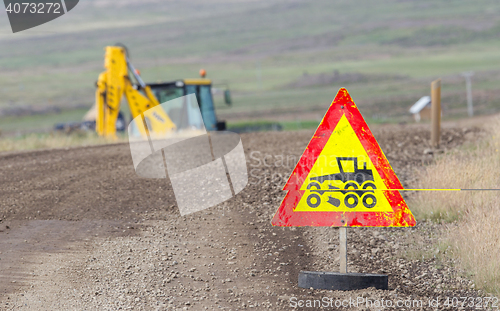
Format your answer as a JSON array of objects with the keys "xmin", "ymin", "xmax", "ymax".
[
  {"xmin": 294, "ymin": 115, "xmax": 393, "ymax": 212},
  {"xmin": 272, "ymin": 88, "xmax": 415, "ymax": 227}
]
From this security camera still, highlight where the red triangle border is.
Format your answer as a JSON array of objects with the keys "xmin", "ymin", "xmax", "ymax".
[{"xmin": 271, "ymin": 88, "xmax": 416, "ymax": 227}]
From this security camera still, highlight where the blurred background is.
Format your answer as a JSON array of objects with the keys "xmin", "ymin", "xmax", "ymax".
[{"xmin": 1, "ymin": 0, "xmax": 500, "ymax": 136}]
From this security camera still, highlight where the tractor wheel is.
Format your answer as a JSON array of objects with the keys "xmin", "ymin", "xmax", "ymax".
[
  {"xmin": 307, "ymin": 193, "xmax": 321, "ymax": 208},
  {"xmin": 363, "ymin": 182, "xmax": 376, "ymax": 190},
  {"xmin": 362, "ymin": 194, "xmax": 377, "ymax": 208},
  {"xmin": 344, "ymin": 193, "xmax": 358, "ymax": 208},
  {"xmin": 344, "ymin": 182, "xmax": 359, "ymax": 190},
  {"xmin": 307, "ymin": 182, "xmax": 322, "ymax": 190}
]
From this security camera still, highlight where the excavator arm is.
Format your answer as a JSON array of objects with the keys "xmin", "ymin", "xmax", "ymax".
[{"xmin": 95, "ymin": 46, "xmax": 176, "ymax": 139}]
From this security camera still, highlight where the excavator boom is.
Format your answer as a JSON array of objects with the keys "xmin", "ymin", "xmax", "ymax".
[{"xmin": 95, "ymin": 46, "xmax": 176, "ymax": 138}]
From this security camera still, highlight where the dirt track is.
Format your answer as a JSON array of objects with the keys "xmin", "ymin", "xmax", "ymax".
[{"xmin": 0, "ymin": 123, "xmax": 490, "ymax": 310}]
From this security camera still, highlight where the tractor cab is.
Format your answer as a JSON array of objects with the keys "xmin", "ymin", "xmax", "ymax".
[{"xmin": 148, "ymin": 79, "xmax": 230, "ymax": 131}]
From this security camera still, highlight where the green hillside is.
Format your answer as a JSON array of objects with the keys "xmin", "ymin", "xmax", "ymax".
[{"xmin": 1, "ymin": 0, "xmax": 500, "ymax": 132}]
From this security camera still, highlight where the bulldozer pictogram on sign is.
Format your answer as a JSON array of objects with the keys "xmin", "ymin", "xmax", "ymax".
[
  {"xmin": 271, "ymin": 88, "xmax": 415, "ymax": 227},
  {"xmin": 306, "ymin": 157, "xmax": 377, "ymax": 209}
]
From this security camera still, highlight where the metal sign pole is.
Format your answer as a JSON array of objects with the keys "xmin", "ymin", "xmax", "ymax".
[{"xmin": 339, "ymin": 227, "xmax": 347, "ymax": 273}]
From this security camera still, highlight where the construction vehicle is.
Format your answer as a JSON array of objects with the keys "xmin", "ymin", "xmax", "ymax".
[
  {"xmin": 55, "ymin": 45, "xmax": 231, "ymax": 138},
  {"xmin": 306, "ymin": 157, "xmax": 377, "ymax": 209}
]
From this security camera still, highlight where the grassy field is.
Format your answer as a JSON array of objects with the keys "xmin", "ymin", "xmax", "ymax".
[
  {"xmin": 411, "ymin": 118, "xmax": 500, "ymax": 294},
  {"xmin": 1, "ymin": 0, "xmax": 500, "ymax": 134}
]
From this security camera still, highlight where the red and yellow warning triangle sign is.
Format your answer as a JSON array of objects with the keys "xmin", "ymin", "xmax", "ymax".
[{"xmin": 271, "ymin": 88, "xmax": 415, "ymax": 227}]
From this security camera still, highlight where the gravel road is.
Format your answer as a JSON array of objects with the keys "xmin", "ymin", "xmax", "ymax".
[{"xmin": 0, "ymin": 123, "xmax": 490, "ymax": 310}]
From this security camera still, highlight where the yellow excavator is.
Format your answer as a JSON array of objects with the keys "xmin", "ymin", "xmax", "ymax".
[{"xmin": 66, "ymin": 45, "xmax": 231, "ymax": 138}]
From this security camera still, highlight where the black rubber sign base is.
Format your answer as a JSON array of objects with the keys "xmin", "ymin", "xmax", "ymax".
[{"xmin": 298, "ymin": 271, "xmax": 388, "ymax": 291}]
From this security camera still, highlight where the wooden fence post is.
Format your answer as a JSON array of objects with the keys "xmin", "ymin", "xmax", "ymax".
[{"xmin": 431, "ymin": 79, "xmax": 441, "ymax": 148}]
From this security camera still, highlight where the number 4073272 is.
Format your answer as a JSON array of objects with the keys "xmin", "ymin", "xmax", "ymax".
[{"xmin": 5, "ymin": 2, "xmax": 61, "ymax": 14}]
